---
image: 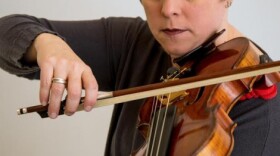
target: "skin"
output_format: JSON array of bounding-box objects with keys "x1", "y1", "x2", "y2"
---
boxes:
[
  {"x1": 141, "y1": 0, "x2": 235, "y2": 58},
  {"x1": 24, "y1": 0, "x2": 242, "y2": 119},
  {"x1": 25, "y1": 33, "x2": 98, "y2": 118}
]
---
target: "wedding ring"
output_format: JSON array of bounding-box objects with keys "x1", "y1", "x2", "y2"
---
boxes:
[{"x1": 52, "y1": 77, "x2": 67, "y2": 84}]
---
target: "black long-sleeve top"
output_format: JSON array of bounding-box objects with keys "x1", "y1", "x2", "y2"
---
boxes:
[{"x1": 1, "y1": 14, "x2": 280, "y2": 156}]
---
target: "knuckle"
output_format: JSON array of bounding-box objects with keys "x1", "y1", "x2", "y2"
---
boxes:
[
  {"x1": 71, "y1": 61, "x2": 84, "y2": 71},
  {"x1": 50, "y1": 57, "x2": 70, "y2": 68},
  {"x1": 67, "y1": 91, "x2": 81, "y2": 100},
  {"x1": 40, "y1": 56, "x2": 52, "y2": 64},
  {"x1": 40, "y1": 78, "x2": 51, "y2": 88},
  {"x1": 84, "y1": 65, "x2": 92, "y2": 72},
  {"x1": 51, "y1": 85, "x2": 64, "y2": 95},
  {"x1": 41, "y1": 56, "x2": 57, "y2": 67},
  {"x1": 57, "y1": 57, "x2": 68, "y2": 65},
  {"x1": 87, "y1": 82, "x2": 98, "y2": 90}
]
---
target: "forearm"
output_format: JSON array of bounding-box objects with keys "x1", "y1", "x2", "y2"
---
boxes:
[
  {"x1": 0, "y1": 14, "x2": 143, "y2": 90},
  {"x1": 0, "y1": 14, "x2": 57, "y2": 77}
]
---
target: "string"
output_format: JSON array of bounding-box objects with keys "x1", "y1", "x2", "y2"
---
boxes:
[
  {"x1": 147, "y1": 69, "x2": 183, "y2": 156},
  {"x1": 147, "y1": 94, "x2": 165, "y2": 155},
  {"x1": 155, "y1": 93, "x2": 172, "y2": 156},
  {"x1": 145, "y1": 96, "x2": 158, "y2": 156}
]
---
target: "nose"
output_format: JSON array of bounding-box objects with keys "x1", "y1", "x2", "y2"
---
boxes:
[{"x1": 161, "y1": 0, "x2": 182, "y2": 18}]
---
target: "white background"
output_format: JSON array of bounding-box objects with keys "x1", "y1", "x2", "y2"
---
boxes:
[{"x1": 1, "y1": 0, "x2": 280, "y2": 156}]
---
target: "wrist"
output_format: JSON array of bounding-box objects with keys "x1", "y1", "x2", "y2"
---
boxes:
[{"x1": 23, "y1": 33, "x2": 60, "y2": 65}]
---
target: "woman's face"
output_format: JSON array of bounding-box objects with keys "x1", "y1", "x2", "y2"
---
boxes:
[{"x1": 141, "y1": 0, "x2": 228, "y2": 58}]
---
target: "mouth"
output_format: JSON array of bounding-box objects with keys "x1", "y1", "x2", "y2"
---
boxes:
[{"x1": 161, "y1": 28, "x2": 187, "y2": 36}]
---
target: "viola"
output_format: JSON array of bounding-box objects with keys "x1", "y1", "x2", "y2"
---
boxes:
[
  {"x1": 130, "y1": 37, "x2": 280, "y2": 155},
  {"x1": 17, "y1": 35, "x2": 280, "y2": 155}
]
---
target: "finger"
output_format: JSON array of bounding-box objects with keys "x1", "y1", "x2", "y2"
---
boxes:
[
  {"x1": 39, "y1": 62, "x2": 53, "y2": 106},
  {"x1": 48, "y1": 80, "x2": 66, "y2": 118},
  {"x1": 48, "y1": 69, "x2": 67, "y2": 119},
  {"x1": 82, "y1": 67, "x2": 98, "y2": 112},
  {"x1": 64, "y1": 71, "x2": 82, "y2": 116}
]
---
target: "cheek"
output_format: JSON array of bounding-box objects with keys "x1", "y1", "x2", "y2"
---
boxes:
[
  {"x1": 142, "y1": 4, "x2": 162, "y2": 36},
  {"x1": 193, "y1": 5, "x2": 227, "y2": 33},
  {"x1": 209, "y1": 3, "x2": 227, "y2": 28}
]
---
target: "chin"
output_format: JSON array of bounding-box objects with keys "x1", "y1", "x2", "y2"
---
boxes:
[{"x1": 162, "y1": 45, "x2": 191, "y2": 59}]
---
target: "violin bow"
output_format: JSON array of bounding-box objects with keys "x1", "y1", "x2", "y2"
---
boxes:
[{"x1": 17, "y1": 60, "x2": 280, "y2": 118}]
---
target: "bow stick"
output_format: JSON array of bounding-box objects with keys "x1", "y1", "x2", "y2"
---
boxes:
[{"x1": 17, "y1": 60, "x2": 280, "y2": 118}]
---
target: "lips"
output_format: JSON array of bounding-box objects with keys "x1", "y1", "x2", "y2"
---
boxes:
[{"x1": 162, "y1": 29, "x2": 186, "y2": 36}]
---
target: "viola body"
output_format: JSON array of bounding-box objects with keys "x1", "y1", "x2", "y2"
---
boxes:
[{"x1": 133, "y1": 37, "x2": 268, "y2": 156}]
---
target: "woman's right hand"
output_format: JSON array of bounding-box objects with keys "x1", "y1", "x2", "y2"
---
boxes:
[{"x1": 24, "y1": 33, "x2": 98, "y2": 119}]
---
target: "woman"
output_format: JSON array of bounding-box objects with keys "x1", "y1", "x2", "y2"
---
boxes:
[{"x1": 1, "y1": 0, "x2": 280, "y2": 155}]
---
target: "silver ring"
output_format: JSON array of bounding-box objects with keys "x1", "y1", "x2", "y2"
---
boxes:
[{"x1": 52, "y1": 78, "x2": 67, "y2": 84}]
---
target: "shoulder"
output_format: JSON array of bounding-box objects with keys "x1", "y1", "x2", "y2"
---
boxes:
[{"x1": 230, "y1": 83, "x2": 280, "y2": 120}]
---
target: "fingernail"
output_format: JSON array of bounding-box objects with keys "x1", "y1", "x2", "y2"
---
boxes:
[
  {"x1": 41, "y1": 102, "x2": 47, "y2": 106},
  {"x1": 64, "y1": 111, "x2": 74, "y2": 116},
  {"x1": 85, "y1": 106, "x2": 92, "y2": 112},
  {"x1": 49, "y1": 113, "x2": 57, "y2": 119}
]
